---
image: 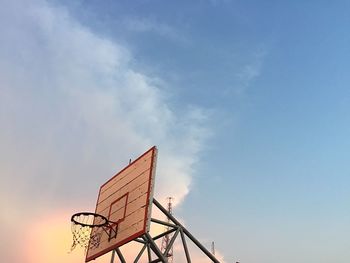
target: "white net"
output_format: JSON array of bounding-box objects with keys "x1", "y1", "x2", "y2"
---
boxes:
[{"x1": 70, "y1": 213, "x2": 106, "y2": 252}]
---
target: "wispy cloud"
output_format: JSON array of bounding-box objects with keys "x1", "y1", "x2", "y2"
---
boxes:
[
  {"x1": 122, "y1": 16, "x2": 190, "y2": 45},
  {"x1": 236, "y1": 47, "x2": 267, "y2": 93},
  {"x1": 0, "y1": 0, "x2": 209, "y2": 261}
]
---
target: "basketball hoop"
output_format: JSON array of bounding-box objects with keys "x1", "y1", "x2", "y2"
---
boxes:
[{"x1": 70, "y1": 212, "x2": 118, "y2": 252}]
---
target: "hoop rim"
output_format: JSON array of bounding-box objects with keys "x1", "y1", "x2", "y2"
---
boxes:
[{"x1": 71, "y1": 212, "x2": 109, "y2": 227}]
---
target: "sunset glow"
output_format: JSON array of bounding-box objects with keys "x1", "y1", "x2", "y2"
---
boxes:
[{"x1": 3, "y1": 0, "x2": 350, "y2": 262}]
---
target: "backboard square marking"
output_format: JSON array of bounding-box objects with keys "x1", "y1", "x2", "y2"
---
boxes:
[{"x1": 108, "y1": 193, "x2": 128, "y2": 224}]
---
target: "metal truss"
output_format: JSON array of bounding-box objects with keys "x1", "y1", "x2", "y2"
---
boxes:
[{"x1": 110, "y1": 198, "x2": 220, "y2": 263}]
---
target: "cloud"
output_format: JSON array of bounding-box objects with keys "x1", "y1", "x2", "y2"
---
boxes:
[
  {"x1": 0, "y1": 0, "x2": 209, "y2": 261},
  {"x1": 122, "y1": 16, "x2": 189, "y2": 45},
  {"x1": 235, "y1": 47, "x2": 267, "y2": 93}
]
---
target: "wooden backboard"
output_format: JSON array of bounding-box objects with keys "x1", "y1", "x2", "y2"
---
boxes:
[{"x1": 86, "y1": 146, "x2": 157, "y2": 262}]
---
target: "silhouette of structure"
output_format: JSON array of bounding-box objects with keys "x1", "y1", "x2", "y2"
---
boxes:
[
  {"x1": 211, "y1": 241, "x2": 215, "y2": 255},
  {"x1": 160, "y1": 197, "x2": 174, "y2": 262}
]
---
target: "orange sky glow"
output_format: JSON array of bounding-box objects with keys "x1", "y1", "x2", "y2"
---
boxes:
[{"x1": 21, "y1": 209, "x2": 225, "y2": 263}]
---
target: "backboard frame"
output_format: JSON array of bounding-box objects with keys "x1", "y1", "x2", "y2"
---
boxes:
[{"x1": 85, "y1": 146, "x2": 157, "y2": 262}]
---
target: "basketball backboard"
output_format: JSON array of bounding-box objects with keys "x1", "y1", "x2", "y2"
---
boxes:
[{"x1": 85, "y1": 146, "x2": 157, "y2": 262}]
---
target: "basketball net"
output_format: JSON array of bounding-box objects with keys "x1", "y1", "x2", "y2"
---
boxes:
[{"x1": 70, "y1": 213, "x2": 103, "y2": 252}]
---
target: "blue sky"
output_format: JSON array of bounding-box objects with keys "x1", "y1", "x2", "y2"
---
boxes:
[{"x1": 1, "y1": 0, "x2": 350, "y2": 262}]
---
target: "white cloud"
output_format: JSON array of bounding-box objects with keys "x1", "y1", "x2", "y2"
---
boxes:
[
  {"x1": 236, "y1": 47, "x2": 267, "y2": 93},
  {"x1": 0, "y1": 0, "x2": 209, "y2": 261},
  {"x1": 122, "y1": 16, "x2": 189, "y2": 45}
]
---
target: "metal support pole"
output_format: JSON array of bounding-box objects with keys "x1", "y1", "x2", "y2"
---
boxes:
[
  {"x1": 134, "y1": 238, "x2": 146, "y2": 244},
  {"x1": 153, "y1": 198, "x2": 220, "y2": 263},
  {"x1": 153, "y1": 227, "x2": 177, "y2": 241},
  {"x1": 110, "y1": 249, "x2": 116, "y2": 263},
  {"x1": 163, "y1": 228, "x2": 180, "y2": 257},
  {"x1": 151, "y1": 218, "x2": 177, "y2": 228},
  {"x1": 147, "y1": 243, "x2": 152, "y2": 262},
  {"x1": 180, "y1": 228, "x2": 191, "y2": 263},
  {"x1": 115, "y1": 247, "x2": 127, "y2": 263},
  {"x1": 143, "y1": 233, "x2": 168, "y2": 263},
  {"x1": 134, "y1": 244, "x2": 147, "y2": 263}
]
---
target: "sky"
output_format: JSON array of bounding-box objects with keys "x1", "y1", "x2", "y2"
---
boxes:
[{"x1": 1, "y1": 0, "x2": 349, "y2": 262}]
